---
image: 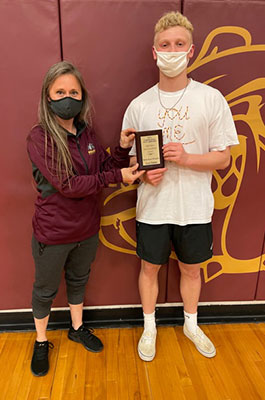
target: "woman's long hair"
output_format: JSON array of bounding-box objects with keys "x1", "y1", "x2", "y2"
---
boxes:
[{"x1": 38, "y1": 61, "x2": 92, "y2": 184}]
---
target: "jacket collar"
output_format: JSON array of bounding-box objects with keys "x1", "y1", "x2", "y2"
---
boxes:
[{"x1": 66, "y1": 120, "x2": 87, "y2": 138}]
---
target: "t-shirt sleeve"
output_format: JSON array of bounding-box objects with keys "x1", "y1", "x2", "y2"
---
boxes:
[
  {"x1": 122, "y1": 102, "x2": 139, "y2": 156},
  {"x1": 209, "y1": 92, "x2": 239, "y2": 152}
]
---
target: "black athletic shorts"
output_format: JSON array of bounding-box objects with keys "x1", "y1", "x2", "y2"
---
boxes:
[{"x1": 136, "y1": 222, "x2": 213, "y2": 265}]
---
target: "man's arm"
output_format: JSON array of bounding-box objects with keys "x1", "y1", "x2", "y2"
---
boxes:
[{"x1": 163, "y1": 142, "x2": 230, "y2": 171}]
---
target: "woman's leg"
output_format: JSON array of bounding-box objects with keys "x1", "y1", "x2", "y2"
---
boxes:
[
  {"x1": 31, "y1": 236, "x2": 73, "y2": 376},
  {"x1": 34, "y1": 315, "x2": 49, "y2": 341},
  {"x1": 65, "y1": 234, "x2": 103, "y2": 352},
  {"x1": 69, "y1": 302, "x2": 83, "y2": 330}
]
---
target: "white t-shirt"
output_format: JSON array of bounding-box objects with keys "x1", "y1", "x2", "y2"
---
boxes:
[{"x1": 122, "y1": 79, "x2": 239, "y2": 225}]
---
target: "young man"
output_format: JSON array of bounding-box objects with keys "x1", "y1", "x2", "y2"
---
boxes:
[{"x1": 122, "y1": 11, "x2": 239, "y2": 361}]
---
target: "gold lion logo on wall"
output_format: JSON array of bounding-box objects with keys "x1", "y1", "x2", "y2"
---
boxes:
[{"x1": 100, "y1": 26, "x2": 265, "y2": 283}]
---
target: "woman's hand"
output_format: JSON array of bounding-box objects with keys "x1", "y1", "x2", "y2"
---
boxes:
[
  {"x1": 120, "y1": 128, "x2": 136, "y2": 149},
  {"x1": 121, "y1": 163, "x2": 145, "y2": 184}
]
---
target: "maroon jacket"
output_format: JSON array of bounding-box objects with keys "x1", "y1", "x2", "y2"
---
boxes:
[{"x1": 27, "y1": 123, "x2": 130, "y2": 244}]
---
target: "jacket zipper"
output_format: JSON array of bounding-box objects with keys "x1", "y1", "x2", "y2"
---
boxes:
[{"x1": 76, "y1": 138, "x2": 89, "y2": 175}]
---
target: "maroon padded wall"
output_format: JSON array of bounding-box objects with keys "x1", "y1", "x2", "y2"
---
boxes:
[
  {"x1": 59, "y1": 0, "x2": 179, "y2": 306},
  {"x1": 167, "y1": 0, "x2": 265, "y2": 302},
  {"x1": 0, "y1": 0, "x2": 61, "y2": 310},
  {"x1": 0, "y1": 0, "x2": 264, "y2": 311},
  {"x1": 256, "y1": 239, "x2": 265, "y2": 299}
]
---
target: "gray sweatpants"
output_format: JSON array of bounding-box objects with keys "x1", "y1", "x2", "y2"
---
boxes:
[{"x1": 31, "y1": 234, "x2": 99, "y2": 319}]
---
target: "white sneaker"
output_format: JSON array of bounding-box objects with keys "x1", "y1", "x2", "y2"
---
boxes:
[
  {"x1": 183, "y1": 324, "x2": 216, "y2": 358},
  {"x1": 138, "y1": 330, "x2": 157, "y2": 361}
]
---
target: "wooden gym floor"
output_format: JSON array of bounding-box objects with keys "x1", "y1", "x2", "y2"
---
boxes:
[{"x1": 0, "y1": 323, "x2": 265, "y2": 400}]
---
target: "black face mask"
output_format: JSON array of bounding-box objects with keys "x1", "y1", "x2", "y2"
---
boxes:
[{"x1": 49, "y1": 97, "x2": 83, "y2": 120}]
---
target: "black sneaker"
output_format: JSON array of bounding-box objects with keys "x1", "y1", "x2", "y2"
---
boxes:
[
  {"x1": 68, "y1": 325, "x2": 103, "y2": 352},
  {"x1": 30, "y1": 340, "x2": 54, "y2": 377}
]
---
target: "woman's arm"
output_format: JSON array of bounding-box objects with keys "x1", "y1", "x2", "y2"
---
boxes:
[{"x1": 27, "y1": 131, "x2": 142, "y2": 199}]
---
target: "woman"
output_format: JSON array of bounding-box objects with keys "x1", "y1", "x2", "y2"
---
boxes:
[{"x1": 27, "y1": 61, "x2": 143, "y2": 377}]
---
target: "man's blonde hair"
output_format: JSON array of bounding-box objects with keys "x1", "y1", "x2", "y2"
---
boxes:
[{"x1": 154, "y1": 11, "x2": 193, "y2": 41}]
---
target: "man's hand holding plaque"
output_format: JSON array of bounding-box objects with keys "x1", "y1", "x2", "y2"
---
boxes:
[{"x1": 135, "y1": 129, "x2": 164, "y2": 170}]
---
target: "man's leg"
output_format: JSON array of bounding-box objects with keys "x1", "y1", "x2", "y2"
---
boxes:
[
  {"x1": 138, "y1": 260, "x2": 161, "y2": 361},
  {"x1": 139, "y1": 260, "x2": 161, "y2": 314},
  {"x1": 179, "y1": 261, "x2": 201, "y2": 334},
  {"x1": 179, "y1": 261, "x2": 216, "y2": 358},
  {"x1": 173, "y1": 223, "x2": 216, "y2": 357},
  {"x1": 136, "y1": 222, "x2": 171, "y2": 361}
]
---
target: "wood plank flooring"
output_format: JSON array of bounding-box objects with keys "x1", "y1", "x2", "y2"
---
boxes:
[{"x1": 0, "y1": 323, "x2": 265, "y2": 400}]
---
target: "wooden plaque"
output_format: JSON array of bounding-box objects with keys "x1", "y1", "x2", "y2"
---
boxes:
[{"x1": 135, "y1": 129, "x2": 164, "y2": 170}]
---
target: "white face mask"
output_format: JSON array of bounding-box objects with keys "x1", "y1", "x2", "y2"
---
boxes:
[{"x1": 155, "y1": 45, "x2": 192, "y2": 78}]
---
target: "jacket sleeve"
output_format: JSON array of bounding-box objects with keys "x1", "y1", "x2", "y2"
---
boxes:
[
  {"x1": 98, "y1": 143, "x2": 131, "y2": 172},
  {"x1": 27, "y1": 130, "x2": 124, "y2": 199}
]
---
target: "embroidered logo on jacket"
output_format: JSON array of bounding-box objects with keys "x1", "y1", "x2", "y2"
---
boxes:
[{"x1": 87, "y1": 143, "x2": 96, "y2": 155}]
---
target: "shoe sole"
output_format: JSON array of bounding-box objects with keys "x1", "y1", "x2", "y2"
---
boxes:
[
  {"x1": 138, "y1": 344, "x2": 155, "y2": 362},
  {"x1": 68, "y1": 334, "x2": 103, "y2": 353},
  {"x1": 30, "y1": 366, "x2": 48, "y2": 377},
  {"x1": 183, "y1": 330, "x2": 216, "y2": 358}
]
